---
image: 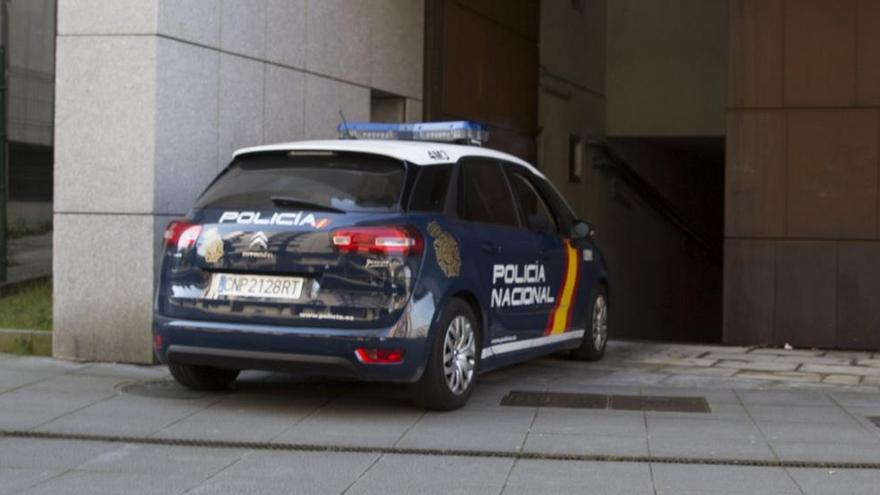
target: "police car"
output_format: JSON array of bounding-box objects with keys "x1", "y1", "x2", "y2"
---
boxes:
[{"x1": 153, "y1": 121, "x2": 609, "y2": 410}]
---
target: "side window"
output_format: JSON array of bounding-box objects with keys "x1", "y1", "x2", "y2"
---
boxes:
[
  {"x1": 408, "y1": 164, "x2": 453, "y2": 212},
  {"x1": 508, "y1": 170, "x2": 557, "y2": 234},
  {"x1": 537, "y1": 179, "x2": 577, "y2": 236},
  {"x1": 458, "y1": 158, "x2": 519, "y2": 227}
]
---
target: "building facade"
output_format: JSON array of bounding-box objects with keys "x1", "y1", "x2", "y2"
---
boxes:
[{"x1": 50, "y1": 0, "x2": 880, "y2": 363}]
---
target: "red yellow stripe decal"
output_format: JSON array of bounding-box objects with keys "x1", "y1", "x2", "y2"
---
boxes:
[{"x1": 544, "y1": 240, "x2": 581, "y2": 335}]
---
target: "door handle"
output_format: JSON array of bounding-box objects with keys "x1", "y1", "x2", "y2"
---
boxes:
[{"x1": 481, "y1": 242, "x2": 501, "y2": 254}]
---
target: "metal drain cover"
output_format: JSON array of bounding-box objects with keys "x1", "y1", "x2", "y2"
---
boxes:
[
  {"x1": 501, "y1": 390, "x2": 710, "y2": 413},
  {"x1": 117, "y1": 380, "x2": 217, "y2": 400}
]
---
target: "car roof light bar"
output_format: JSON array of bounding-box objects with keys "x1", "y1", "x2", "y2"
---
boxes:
[{"x1": 335, "y1": 121, "x2": 489, "y2": 146}]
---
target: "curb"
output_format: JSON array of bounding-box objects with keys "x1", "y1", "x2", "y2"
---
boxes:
[{"x1": 0, "y1": 328, "x2": 52, "y2": 356}]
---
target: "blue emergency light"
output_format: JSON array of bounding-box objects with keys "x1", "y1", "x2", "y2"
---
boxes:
[{"x1": 337, "y1": 121, "x2": 489, "y2": 146}]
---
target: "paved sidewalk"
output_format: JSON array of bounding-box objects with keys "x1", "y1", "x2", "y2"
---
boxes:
[
  {"x1": 615, "y1": 342, "x2": 880, "y2": 387},
  {"x1": 2, "y1": 342, "x2": 880, "y2": 494}
]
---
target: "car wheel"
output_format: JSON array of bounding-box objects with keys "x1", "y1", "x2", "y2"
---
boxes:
[
  {"x1": 571, "y1": 286, "x2": 608, "y2": 362},
  {"x1": 411, "y1": 298, "x2": 480, "y2": 411},
  {"x1": 168, "y1": 362, "x2": 240, "y2": 391}
]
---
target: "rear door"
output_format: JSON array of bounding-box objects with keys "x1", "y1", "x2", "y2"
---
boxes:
[
  {"x1": 450, "y1": 157, "x2": 545, "y2": 347},
  {"x1": 158, "y1": 151, "x2": 420, "y2": 329}
]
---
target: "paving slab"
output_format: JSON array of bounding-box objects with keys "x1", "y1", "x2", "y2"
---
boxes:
[
  {"x1": 0, "y1": 356, "x2": 89, "y2": 374},
  {"x1": 0, "y1": 438, "x2": 115, "y2": 470},
  {"x1": 749, "y1": 348, "x2": 826, "y2": 357},
  {"x1": 653, "y1": 464, "x2": 800, "y2": 495},
  {"x1": 745, "y1": 404, "x2": 861, "y2": 425},
  {"x1": 75, "y1": 443, "x2": 247, "y2": 477},
  {"x1": 0, "y1": 467, "x2": 64, "y2": 495},
  {"x1": 271, "y1": 399, "x2": 424, "y2": 447},
  {"x1": 757, "y1": 420, "x2": 880, "y2": 444},
  {"x1": 823, "y1": 374, "x2": 863, "y2": 385},
  {"x1": 658, "y1": 365, "x2": 739, "y2": 377},
  {"x1": 647, "y1": 436, "x2": 778, "y2": 461},
  {"x1": 802, "y1": 364, "x2": 880, "y2": 377},
  {"x1": 0, "y1": 389, "x2": 111, "y2": 429},
  {"x1": 716, "y1": 359, "x2": 800, "y2": 372},
  {"x1": 37, "y1": 411, "x2": 192, "y2": 437},
  {"x1": 737, "y1": 370, "x2": 822, "y2": 383},
  {"x1": 188, "y1": 451, "x2": 381, "y2": 495},
  {"x1": 501, "y1": 460, "x2": 654, "y2": 495},
  {"x1": 395, "y1": 405, "x2": 536, "y2": 452},
  {"x1": 646, "y1": 416, "x2": 763, "y2": 440},
  {"x1": 156, "y1": 417, "x2": 299, "y2": 443},
  {"x1": 640, "y1": 385, "x2": 743, "y2": 402},
  {"x1": 522, "y1": 432, "x2": 650, "y2": 457},
  {"x1": 347, "y1": 454, "x2": 513, "y2": 495},
  {"x1": 736, "y1": 390, "x2": 836, "y2": 407},
  {"x1": 703, "y1": 353, "x2": 855, "y2": 366},
  {"x1": 530, "y1": 409, "x2": 647, "y2": 436},
  {"x1": 787, "y1": 468, "x2": 880, "y2": 495},
  {"x1": 0, "y1": 369, "x2": 54, "y2": 392},
  {"x1": 772, "y1": 441, "x2": 880, "y2": 463},
  {"x1": 644, "y1": 403, "x2": 751, "y2": 422},
  {"x1": 828, "y1": 391, "x2": 880, "y2": 408},
  {"x1": 20, "y1": 470, "x2": 201, "y2": 495},
  {"x1": 20, "y1": 373, "x2": 126, "y2": 395}
]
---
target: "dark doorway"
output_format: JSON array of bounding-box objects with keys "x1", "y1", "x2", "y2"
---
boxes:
[{"x1": 423, "y1": 0, "x2": 539, "y2": 161}]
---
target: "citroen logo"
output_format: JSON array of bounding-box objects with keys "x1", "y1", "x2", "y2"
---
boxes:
[{"x1": 248, "y1": 231, "x2": 269, "y2": 251}]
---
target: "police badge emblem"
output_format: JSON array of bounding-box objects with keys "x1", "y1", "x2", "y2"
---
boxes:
[
  {"x1": 426, "y1": 221, "x2": 460, "y2": 277},
  {"x1": 200, "y1": 228, "x2": 224, "y2": 264}
]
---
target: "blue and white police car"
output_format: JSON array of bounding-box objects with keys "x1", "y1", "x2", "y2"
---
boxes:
[{"x1": 153, "y1": 122, "x2": 609, "y2": 410}]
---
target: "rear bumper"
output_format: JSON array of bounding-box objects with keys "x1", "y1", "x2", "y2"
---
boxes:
[{"x1": 152, "y1": 315, "x2": 430, "y2": 382}]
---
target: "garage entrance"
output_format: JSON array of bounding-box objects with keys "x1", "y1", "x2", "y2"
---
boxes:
[{"x1": 423, "y1": 0, "x2": 727, "y2": 343}]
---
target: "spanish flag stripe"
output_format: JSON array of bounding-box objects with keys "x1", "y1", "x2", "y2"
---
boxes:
[
  {"x1": 543, "y1": 246, "x2": 569, "y2": 335},
  {"x1": 563, "y1": 251, "x2": 582, "y2": 331},
  {"x1": 544, "y1": 241, "x2": 581, "y2": 335}
]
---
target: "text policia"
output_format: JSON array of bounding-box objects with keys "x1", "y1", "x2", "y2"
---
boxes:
[{"x1": 490, "y1": 263, "x2": 555, "y2": 308}]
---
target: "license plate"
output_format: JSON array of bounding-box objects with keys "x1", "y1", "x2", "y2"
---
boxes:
[{"x1": 208, "y1": 273, "x2": 304, "y2": 301}]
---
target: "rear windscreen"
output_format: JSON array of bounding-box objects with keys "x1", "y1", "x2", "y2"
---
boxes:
[{"x1": 196, "y1": 152, "x2": 406, "y2": 211}]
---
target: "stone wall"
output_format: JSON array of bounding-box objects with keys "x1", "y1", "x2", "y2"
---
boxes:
[
  {"x1": 53, "y1": 0, "x2": 424, "y2": 362},
  {"x1": 725, "y1": 0, "x2": 880, "y2": 350}
]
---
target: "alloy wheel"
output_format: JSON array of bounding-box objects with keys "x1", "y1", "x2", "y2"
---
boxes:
[
  {"x1": 443, "y1": 315, "x2": 476, "y2": 395},
  {"x1": 592, "y1": 295, "x2": 608, "y2": 350}
]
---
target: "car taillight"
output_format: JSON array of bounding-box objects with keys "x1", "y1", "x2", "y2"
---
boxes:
[
  {"x1": 331, "y1": 226, "x2": 422, "y2": 255},
  {"x1": 163, "y1": 220, "x2": 201, "y2": 250},
  {"x1": 355, "y1": 348, "x2": 405, "y2": 364}
]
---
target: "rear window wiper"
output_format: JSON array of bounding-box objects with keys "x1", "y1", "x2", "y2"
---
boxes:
[{"x1": 270, "y1": 196, "x2": 346, "y2": 214}]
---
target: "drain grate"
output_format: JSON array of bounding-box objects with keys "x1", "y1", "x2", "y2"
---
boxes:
[{"x1": 500, "y1": 391, "x2": 710, "y2": 413}]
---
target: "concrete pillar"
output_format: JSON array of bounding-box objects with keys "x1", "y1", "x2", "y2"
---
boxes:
[{"x1": 53, "y1": 0, "x2": 423, "y2": 363}]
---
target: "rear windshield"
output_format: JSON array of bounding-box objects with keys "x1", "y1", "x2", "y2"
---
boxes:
[{"x1": 196, "y1": 152, "x2": 406, "y2": 211}]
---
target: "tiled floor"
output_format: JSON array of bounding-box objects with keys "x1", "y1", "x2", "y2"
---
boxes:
[{"x1": 2, "y1": 343, "x2": 880, "y2": 493}]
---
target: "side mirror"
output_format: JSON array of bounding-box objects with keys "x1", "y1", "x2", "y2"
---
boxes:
[{"x1": 571, "y1": 220, "x2": 594, "y2": 239}]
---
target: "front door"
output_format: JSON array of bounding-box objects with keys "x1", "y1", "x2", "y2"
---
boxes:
[
  {"x1": 505, "y1": 166, "x2": 581, "y2": 343},
  {"x1": 451, "y1": 157, "x2": 543, "y2": 350}
]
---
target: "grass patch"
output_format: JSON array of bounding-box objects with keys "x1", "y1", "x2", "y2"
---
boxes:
[{"x1": 0, "y1": 279, "x2": 52, "y2": 331}]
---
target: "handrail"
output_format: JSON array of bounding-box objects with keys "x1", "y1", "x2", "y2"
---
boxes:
[{"x1": 590, "y1": 139, "x2": 723, "y2": 266}]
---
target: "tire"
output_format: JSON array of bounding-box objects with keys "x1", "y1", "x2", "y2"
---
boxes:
[
  {"x1": 411, "y1": 298, "x2": 481, "y2": 411},
  {"x1": 571, "y1": 286, "x2": 608, "y2": 362},
  {"x1": 168, "y1": 362, "x2": 240, "y2": 391}
]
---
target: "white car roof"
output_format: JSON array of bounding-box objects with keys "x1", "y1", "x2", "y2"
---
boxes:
[{"x1": 233, "y1": 139, "x2": 545, "y2": 178}]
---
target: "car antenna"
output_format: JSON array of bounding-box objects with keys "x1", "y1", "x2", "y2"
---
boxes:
[{"x1": 339, "y1": 110, "x2": 355, "y2": 139}]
